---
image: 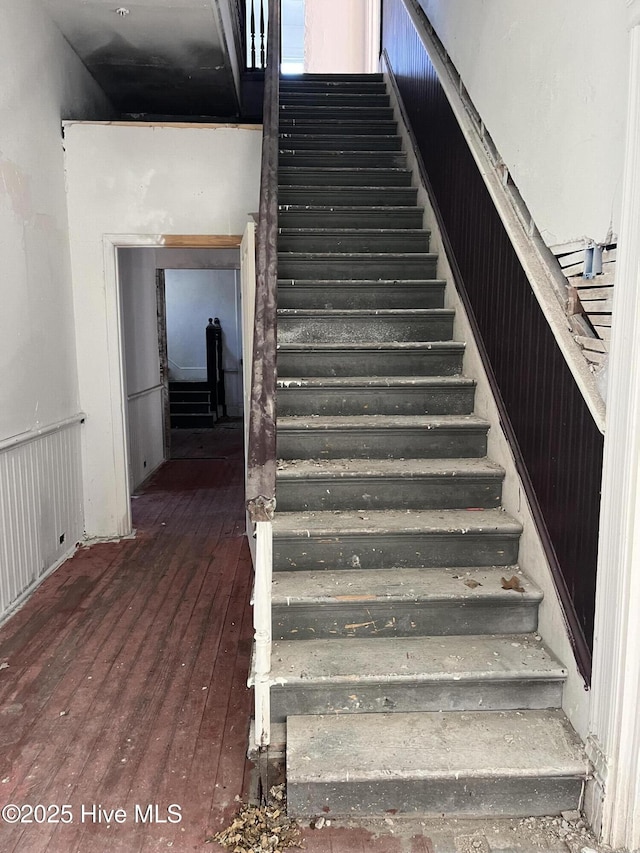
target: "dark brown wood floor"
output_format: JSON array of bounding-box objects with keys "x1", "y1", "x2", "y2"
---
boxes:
[{"x1": 0, "y1": 426, "x2": 433, "y2": 852}]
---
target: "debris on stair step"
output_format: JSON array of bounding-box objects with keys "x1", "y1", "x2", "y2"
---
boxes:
[{"x1": 208, "y1": 785, "x2": 301, "y2": 852}]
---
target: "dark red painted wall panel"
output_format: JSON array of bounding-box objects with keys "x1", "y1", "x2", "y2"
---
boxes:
[{"x1": 382, "y1": 0, "x2": 603, "y2": 667}]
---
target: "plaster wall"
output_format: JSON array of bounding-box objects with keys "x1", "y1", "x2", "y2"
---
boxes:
[
  {"x1": 304, "y1": 0, "x2": 368, "y2": 73},
  {"x1": 0, "y1": 0, "x2": 112, "y2": 443},
  {"x1": 418, "y1": 0, "x2": 628, "y2": 249},
  {"x1": 119, "y1": 248, "x2": 165, "y2": 491},
  {"x1": 63, "y1": 122, "x2": 261, "y2": 537}
]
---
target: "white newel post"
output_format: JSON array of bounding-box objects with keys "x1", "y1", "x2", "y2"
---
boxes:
[{"x1": 587, "y1": 2, "x2": 640, "y2": 848}]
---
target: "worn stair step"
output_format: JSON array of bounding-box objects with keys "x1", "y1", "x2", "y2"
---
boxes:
[
  {"x1": 269, "y1": 634, "x2": 566, "y2": 721},
  {"x1": 277, "y1": 342, "x2": 463, "y2": 377},
  {"x1": 279, "y1": 119, "x2": 398, "y2": 136},
  {"x1": 277, "y1": 252, "x2": 436, "y2": 281},
  {"x1": 277, "y1": 280, "x2": 445, "y2": 310},
  {"x1": 279, "y1": 150, "x2": 407, "y2": 168},
  {"x1": 168, "y1": 390, "x2": 210, "y2": 403},
  {"x1": 276, "y1": 375, "x2": 475, "y2": 417},
  {"x1": 280, "y1": 105, "x2": 395, "y2": 121},
  {"x1": 278, "y1": 229, "x2": 429, "y2": 253},
  {"x1": 275, "y1": 457, "x2": 502, "y2": 511},
  {"x1": 286, "y1": 709, "x2": 588, "y2": 817},
  {"x1": 272, "y1": 566, "x2": 540, "y2": 638},
  {"x1": 282, "y1": 73, "x2": 383, "y2": 83},
  {"x1": 277, "y1": 308, "x2": 452, "y2": 343},
  {"x1": 279, "y1": 167, "x2": 412, "y2": 187},
  {"x1": 170, "y1": 400, "x2": 210, "y2": 414},
  {"x1": 279, "y1": 134, "x2": 402, "y2": 151},
  {"x1": 170, "y1": 413, "x2": 215, "y2": 428},
  {"x1": 279, "y1": 186, "x2": 417, "y2": 206},
  {"x1": 278, "y1": 206, "x2": 423, "y2": 230},
  {"x1": 279, "y1": 80, "x2": 387, "y2": 93},
  {"x1": 279, "y1": 92, "x2": 390, "y2": 107},
  {"x1": 272, "y1": 508, "x2": 522, "y2": 570},
  {"x1": 277, "y1": 413, "x2": 488, "y2": 459}
]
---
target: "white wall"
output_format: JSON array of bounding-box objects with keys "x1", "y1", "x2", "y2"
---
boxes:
[
  {"x1": 418, "y1": 0, "x2": 628, "y2": 249},
  {"x1": 0, "y1": 0, "x2": 113, "y2": 620},
  {"x1": 304, "y1": 0, "x2": 369, "y2": 73},
  {"x1": 165, "y1": 269, "x2": 243, "y2": 416},
  {"x1": 119, "y1": 248, "x2": 165, "y2": 491},
  {"x1": 63, "y1": 123, "x2": 261, "y2": 538}
]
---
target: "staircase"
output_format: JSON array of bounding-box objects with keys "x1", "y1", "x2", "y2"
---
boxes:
[
  {"x1": 272, "y1": 74, "x2": 588, "y2": 818},
  {"x1": 169, "y1": 381, "x2": 216, "y2": 428}
]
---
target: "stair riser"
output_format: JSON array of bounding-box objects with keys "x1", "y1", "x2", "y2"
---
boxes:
[
  {"x1": 170, "y1": 402, "x2": 210, "y2": 414},
  {"x1": 277, "y1": 426, "x2": 487, "y2": 459},
  {"x1": 170, "y1": 414, "x2": 215, "y2": 428},
  {"x1": 277, "y1": 283, "x2": 444, "y2": 310},
  {"x1": 278, "y1": 209, "x2": 424, "y2": 229},
  {"x1": 278, "y1": 233, "x2": 429, "y2": 253},
  {"x1": 280, "y1": 168, "x2": 412, "y2": 187},
  {"x1": 280, "y1": 134, "x2": 401, "y2": 150},
  {"x1": 273, "y1": 599, "x2": 537, "y2": 640},
  {"x1": 277, "y1": 348, "x2": 462, "y2": 376},
  {"x1": 280, "y1": 121, "x2": 397, "y2": 135},
  {"x1": 278, "y1": 255, "x2": 436, "y2": 280},
  {"x1": 275, "y1": 474, "x2": 501, "y2": 512},
  {"x1": 276, "y1": 386, "x2": 475, "y2": 416},
  {"x1": 279, "y1": 187, "x2": 417, "y2": 206},
  {"x1": 277, "y1": 315, "x2": 453, "y2": 344},
  {"x1": 280, "y1": 106, "x2": 395, "y2": 120},
  {"x1": 279, "y1": 83, "x2": 387, "y2": 94},
  {"x1": 270, "y1": 679, "x2": 563, "y2": 722},
  {"x1": 281, "y1": 73, "x2": 383, "y2": 82},
  {"x1": 280, "y1": 94, "x2": 391, "y2": 107},
  {"x1": 169, "y1": 392, "x2": 209, "y2": 403},
  {"x1": 279, "y1": 152, "x2": 407, "y2": 168},
  {"x1": 287, "y1": 776, "x2": 583, "y2": 819},
  {"x1": 273, "y1": 533, "x2": 520, "y2": 571}
]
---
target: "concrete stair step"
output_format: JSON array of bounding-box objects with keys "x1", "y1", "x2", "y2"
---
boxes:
[
  {"x1": 277, "y1": 341, "x2": 463, "y2": 376},
  {"x1": 279, "y1": 150, "x2": 407, "y2": 167},
  {"x1": 279, "y1": 81, "x2": 387, "y2": 93},
  {"x1": 275, "y1": 375, "x2": 476, "y2": 417},
  {"x1": 279, "y1": 134, "x2": 402, "y2": 150},
  {"x1": 278, "y1": 252, "x2": 437, "y2": 280},
  {"x1": 286, "y1": 709, "x2": 588, "y2": 817},
  {"x1": 280, "y1": 105, "x2": 395, "y2": 120},
  {"x1": 269, "y1": 634, "x2": 566, "y2": 721},
  {"x1": 277, "y1": 229, "x2": 429, "y2": 253},
  {"x1": 279, "y1": 185, "x2": 417, "y2": 206},
  {"x1": 170, "y1": 400, "x2": 210, "y2": 414},
  {"x1": 279, "y1": 119, "x2": 398, "y2": 135},
  {"x1": 278, "y1": 205, "x2": 424, "y2": 229},
  {"x1": 272, "y1": 566, "x2": 539, "y2": 639},
  {"x1": 277, "y1": 279, "x2": 445, "y2": 310},
  {"x1": 277, "y1": 307, "x2": 452, "y2": 343},
  {"x1": 275, "y1": 456, "x2": 502, "y2": 511},
  {"x1": 168, "y1": 390, "x2": 209, "y2": 403},
  {"x1": 279, "y1": 166, "x2": 412, "y2": 187},
  {"x1": 281, "y1": 73, "x2": 384, "y2": 83},
  {"x1": 279, "y1": 92, "x2": 391, "y2": 107},
  {"x1": 277, "y1": 413, "x2": 488, "y2": 459},
  {"x1": 272, "y1": 508, "x2": 522, "y2": 570}
]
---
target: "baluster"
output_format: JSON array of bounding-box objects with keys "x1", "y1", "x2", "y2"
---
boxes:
[
  {"x1": 260, "y1": 0, "x2": 265, "y2": 69},
  {"x1": 249, "y1": 0, "x2": 256, "y2": 69}
]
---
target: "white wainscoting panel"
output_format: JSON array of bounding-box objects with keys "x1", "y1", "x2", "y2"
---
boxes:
[
  {"x1": 0, "y1": 419, "x2": 84, "y2": 620},
  {"x1": 127, "y1": 386, "x2": 165, "y2": 491}
]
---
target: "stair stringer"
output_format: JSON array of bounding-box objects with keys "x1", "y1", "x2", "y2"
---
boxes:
[{"x1": 383, "y1": 64, "x2": 590, "y2": 741}]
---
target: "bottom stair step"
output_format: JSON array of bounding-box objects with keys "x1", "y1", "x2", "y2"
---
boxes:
[
  {"x1": 270, "y1": 634, "x2": 566, "y2": 721},
  {"x1": 286, "y1": 709, "x2": 589, "y2": 818}
]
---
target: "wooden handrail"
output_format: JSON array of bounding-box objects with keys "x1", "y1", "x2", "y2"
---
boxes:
[{"x1": 246, "y1": 0, "x2": 280, "y2": 523}]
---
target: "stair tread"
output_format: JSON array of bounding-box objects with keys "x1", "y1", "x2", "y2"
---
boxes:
[
  {"x1": 277, "y1": 307, "x2": 450, "y2": 315},
  {"x1": 272, "y1": 508, "x2": 523, "y2": 536},
  {"x1": 275, "y1": 457, "x2": 503, "y2": 480},
  {"x1": 271, "y1": 634, "x2": 565, "y2": 684},
  {"x1": 278, "y1": 341, "x2": 462, "y2": 351},
  {"x1": 277, "y1": 280, "x2": 444, "y2": 286},
  {"x1": 287, "y1": 709, "x2": 588, "y2": 782},
  {"x1": 277, "y1": 413, "x2": 486, "y2": 429},
  {"x1": 278, "y1": 229, "x2": 426, "y2": 236},
  {"x1": 271, "y1": 566, "x2": 539, "y2": 604},
  {"x1": 278, "y1": 206, "x2": 422, "y2": 213},
  {"x1": 276, "y1": 376, "x2": 472, "y2": 388}
]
